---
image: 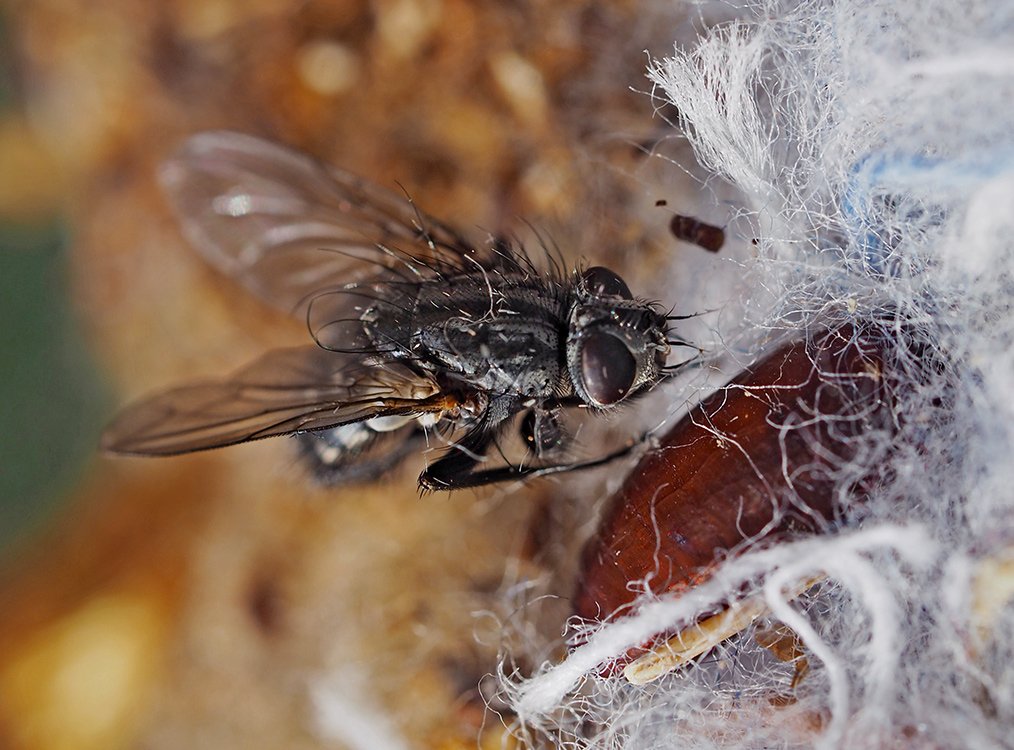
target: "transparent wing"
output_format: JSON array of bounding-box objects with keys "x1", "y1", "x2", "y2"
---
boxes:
[
  {"x1": 102, "y1": 347, "x2": 453, "y2": 456},
  {"x1": 159, "y1": 130, "x2": 487, "y2": 316}
]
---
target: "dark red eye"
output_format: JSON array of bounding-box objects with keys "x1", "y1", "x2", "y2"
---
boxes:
[
  {"x1": 581, "y1": 331, "x2": 636, "y2": 405},
  {"x1": 582, "y1": 266, "x2": 632, "y2": 299}
]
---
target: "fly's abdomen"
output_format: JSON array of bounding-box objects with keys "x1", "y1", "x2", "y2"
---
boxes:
[{"x1": 297, "y1": 422, "x2": 421, "y2": 485}]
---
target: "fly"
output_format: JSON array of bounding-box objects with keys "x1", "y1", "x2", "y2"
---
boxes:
[{"x1": 102, "y1": 131, "x2": 692, "y2": 490}]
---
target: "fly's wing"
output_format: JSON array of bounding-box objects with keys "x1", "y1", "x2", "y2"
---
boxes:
[
  {"x1": 101, "y1": 347, "x2": 454, "y2": 456},
  {"x1": 159, "y1": 131, "x2": 487, "y2": 318}
]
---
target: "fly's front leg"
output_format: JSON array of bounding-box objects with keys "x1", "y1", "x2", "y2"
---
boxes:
[
  {"x1": 417, "y1": 424, "x2": 498, "y2": 491},
  {"x1": 418, "y1": 394, "x2": 515, "y2": 491},
  {"x1": 520, "y1": 407, "x2": 568, "y2": 458},
  {"x1": 419, "y1": 428, "x2": 653, "y2": 491}
]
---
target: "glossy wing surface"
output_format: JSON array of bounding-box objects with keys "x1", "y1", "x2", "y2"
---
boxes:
[
  {"x1": 102, "y1": 347, "x2": 450, "y2": 456},
  {"x1": 159, "y1": 131, "x2": 486, "y2": 315}
]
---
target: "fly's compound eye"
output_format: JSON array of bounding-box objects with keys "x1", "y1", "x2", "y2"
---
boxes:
[
  {"x1": 580, "y1": 330, "x2": 636, "y2": 405},
  {"x1": 582, "y1": 266, "x2": 632, "y2": 299}
]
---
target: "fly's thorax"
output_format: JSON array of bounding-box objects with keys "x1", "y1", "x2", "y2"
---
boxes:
[
  {"x1": 366, "y1": 273, "x2": 568, "y2": 398},
  {"x1": 566, "y1": 268, "x2": 670, "y2": 408}
]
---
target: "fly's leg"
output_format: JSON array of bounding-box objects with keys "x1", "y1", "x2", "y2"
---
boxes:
[
  {"x1": 418, "y1": 430, "x2": 651, "y2": 491},
  {"x1": 417, "y1": 423, "x2": 499, "y2": 491},
  {"x1": 519, "y1": 407, "x2": 567, "y2": 458}
]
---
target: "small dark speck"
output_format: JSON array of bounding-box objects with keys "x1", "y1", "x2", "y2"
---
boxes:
[
  {"x1": 248, "y1": 574, "x2": 284, "y2": 635},
  {"x1": 669, "y1": 531, "x2": 690, "y2": 547},
  {"x1": 655, "y1": 199, "x2": 668, "y2": 207}
]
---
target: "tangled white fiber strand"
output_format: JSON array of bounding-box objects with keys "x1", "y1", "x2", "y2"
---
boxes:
[{"x1": 499, "y1": 0, "x2": 1014, "y2": 747}]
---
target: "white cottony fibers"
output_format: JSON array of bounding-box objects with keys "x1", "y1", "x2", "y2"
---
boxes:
[
  {"x1": 516, "y1": 525, "x2": 934, "y2": 719},
  {"x1": 502, "y1": 0, "x2": 1014, "y2": 747}
]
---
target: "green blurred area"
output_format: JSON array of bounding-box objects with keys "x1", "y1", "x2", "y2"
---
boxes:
[
  {"x1": 0, "y1": 222, "x2": 110, "y2": 554},
  {"x1": 0, "y1": 7, "x2": 110, "y2": 555}
]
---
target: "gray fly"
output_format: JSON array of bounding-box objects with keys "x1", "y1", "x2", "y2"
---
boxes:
[{"x1": 102, "y1": 132, "x2": 690, "y2": 490}]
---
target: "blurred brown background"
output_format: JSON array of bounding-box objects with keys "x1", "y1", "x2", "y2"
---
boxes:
[{"x1": 0, "y1": 1, "x2": 703, "y2": 747}]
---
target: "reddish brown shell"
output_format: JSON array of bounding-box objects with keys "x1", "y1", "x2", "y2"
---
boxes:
[{"x1": 573, "y1": 326, "x2": 891, "y2": 624}]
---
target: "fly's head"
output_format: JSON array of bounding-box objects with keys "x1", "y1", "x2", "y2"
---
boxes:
[{"x1": 566, "y1": 266, "x2": 671, "y2": 408}]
